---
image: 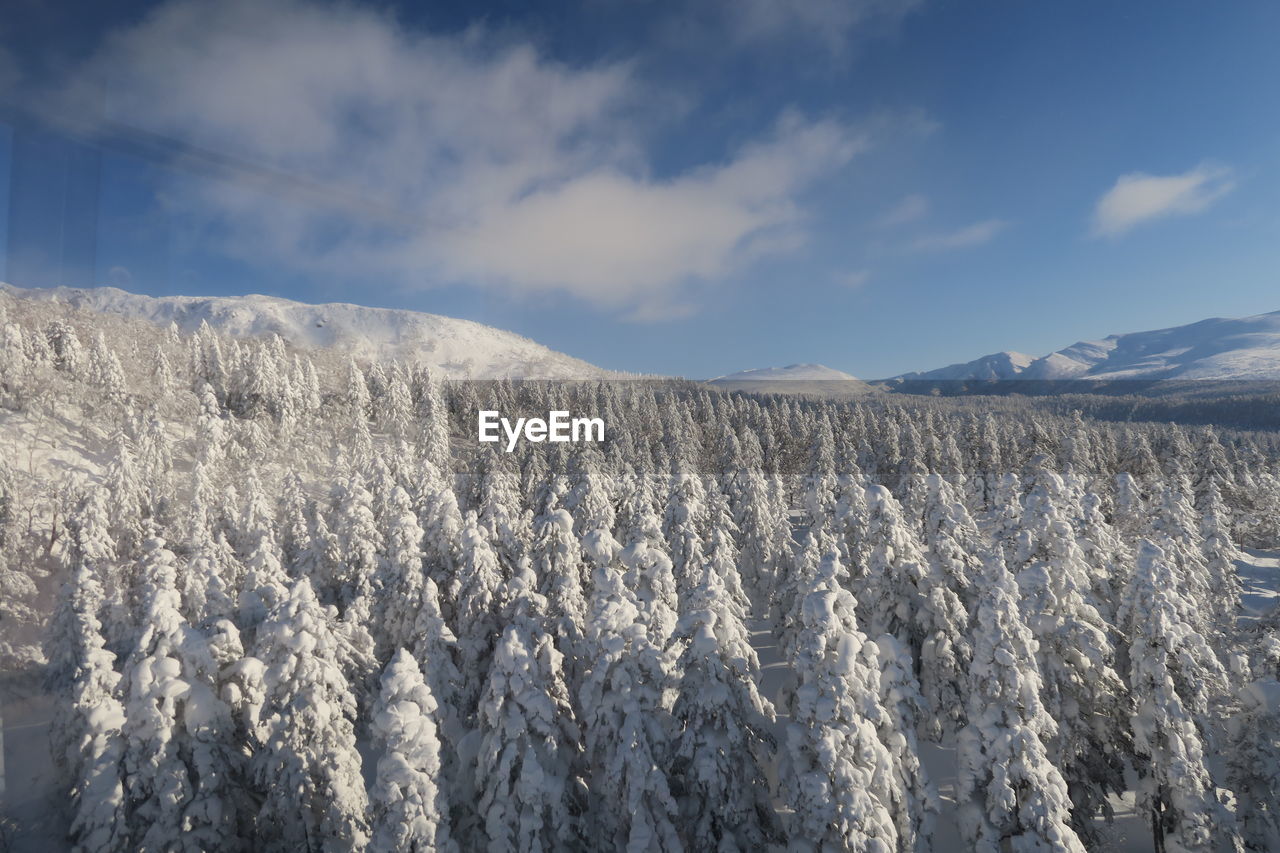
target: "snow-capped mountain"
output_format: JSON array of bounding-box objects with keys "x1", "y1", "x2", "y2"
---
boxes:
[
  {"x1": 893, "y1": 309, "x2": 1280, "y2": 382},
  {"x1": 1, "y1": 284, "x2": 615, "y2": 379},
  {"x1": 708, "y1": 363, "x2": 870, "y2": 395},
  {"x1": 710, "y1": 363, "x2": 860, "y2": 383},
  {"x1": 895, "y1": 351, "x2": 1035, "y2": 382}
]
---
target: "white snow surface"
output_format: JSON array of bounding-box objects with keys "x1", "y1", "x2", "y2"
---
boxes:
[
  {"x1": 895, "y1": 351, "x2": 1035, "y2": 382},
  {"x1": 1239, "y1": 548, "x2": 1280, "y2": 619},
  {"x1": 0, "y1": 283, "x2": 617, "y2": 380},
  {"x1": 895, "y1": 309, "x2": 1280, "y2": 381},
  {"x1": 710, "y1": 364, "x2": 860, "y2": 383}
]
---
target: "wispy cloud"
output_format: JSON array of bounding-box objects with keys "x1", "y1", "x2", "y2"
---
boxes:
[
  {"x1": 911, "y1": 218, "x2": 1008, "y2": 251},
  {"x1": 1091, "y1": 163, "x2": 1234, "y2": 238},
  {"x1": 719, "y1": 0, "x2": 924, "y2": 56},
  {"x1": 28, "y1": 0, "x2": 872, "y2": 320},
  {"x1": 879, "y1": 193, "x2": 929, "y2": 227},
  {"x1": 835, "y1": 269, "x2": 872, "y2": 289}
]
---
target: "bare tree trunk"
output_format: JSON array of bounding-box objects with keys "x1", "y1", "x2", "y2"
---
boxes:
[
  {"x1": 1151, "y1": 793, "x2": 1165, "y2": 853},
  {"x1": 0, "y1": 691, "x2": 6, "y2": 811}
]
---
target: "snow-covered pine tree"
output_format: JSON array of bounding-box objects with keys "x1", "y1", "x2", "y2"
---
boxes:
[
  {"x1": 55, "y1": 560, "x2": 129, "y2": 853},
  {"x1": 451, "y1": 512, "x2": 504, "y2": 716},
  {"x1": 368, "y1": 649, "x2": 456, "y2": 853},
  {"x1": 1145, "y1": 478, "x2": 1217, "y2": 638},
  {"x1": 1120, "y1": 540, "x2": 1239, "y2": 853},
  {"x1": 1191, "y1": 427, "x2": 1236, "y2": 517},
  {"x1": 373, "y1": 485, "x2": 427, "y2": 658},
  {"x1": 616, "y1": 475, "x2": 680, "y2": 647},
  {"x1": 413, "y1": 365, "x2": 452, "y2": 475},
  {"x1": 180, "y1": 490, "x2": 238, "y2": 630},
  {"x1": 1113, "y1": 471, "x2": 1147, "y2": 541},
  {"x1": 664, "y1": 461, "x2": 710, "y2": 603},
  {"x1": 1075, "y1": 490, "x2": 1130, "y2": 624},
  {"x1": 408, "y1": 573, "x2": 466, "y2": 730},
  {"x1": 120, "y1": 537, "x2": 238, "y2": 852},
  {"x1": 965, "y1": 413, "x2": 1003, "y2": 513},
  {"x1": 529, "y1": 504, "x2": 591, "y2": 676},
  {"x1": 920, "y1": 472, "x2": 980, "y2": 609},
  {"x1": 409, "y1": 455, "x2": 464, "y2": 615},
  {"x1": 916, "y1": 473, "x2": 982, "y2": 736},
  {"x1": 0, "y1": 528, "x2": 44, "y2": 671},
  {"x1": 802, "y1": 416, "x2": 838, "y2": 533},
  {"x1": 296, "y1": 499, "x2": 343, "y2": 604},
  {"x1": 326, "y1": 473, "x2": 380, "y2": 689},
  {"x1": 859, "y1": 484, "x2": 968, "y2": 739},
  {"x1": 669, "y1": 550, "x2": 779, "y2": 850},
  {"x1": 105, "y1": 428, "x2": 147, "y2": 561},
  {"x1": 957, "y1": 549, "x2": 1086, "y2": 853},
  {"x1": 344, "y1": 357, "x2": 371, "y2": 421},
  {"x1": 252, "y1": 577, "x2": 370, "y2": 852},
  {"x1": 277, "y1": 472, "x2": 313, "y2": 571},
  {"x1": 875, "y1": 633, "x2": 939, "y2": 851},
  {"x1": 382, "y1": 368, "x2": 414, "y2": 439},
  {"x1": 331, "y1": 472, "x2": 383, "y2": 615},
  {"x1": 780, "y1": 548, "x2": 914, "y2": 853},
  {"x1": 475, "y1": 594, "x2": 584, "y2": 852},
  {"x1": 1226, "y1": 679, "x2": 1280, "y2": 851},
  {"x1": 775, "y1": 527, "x2": 828, "y2": 661},
  {"x1": 45, "y1": 319, "x2": 85, "y2": 376},
  {"x1": 728, "y1": 428, "x2": 792, "y2": 603},
  {"x1": 833, "y1": 463, "x2": 871, "y2": 575},
  {"x1": 475, "y1": 446, "x2": 531, "y2": 573},
  {"x1": 1011, "y1": 466, "x2": 1128, "y2": 840},
  {"x1": 1200, "y1": 479, "x2": 1245, "y2": 634},
  {"x1": 704, "y1": 487, "x2": 751, "y2": 625},
  {"x1": 236, "y1": 510, "x2": 290, "y2": 641},
  {"x1": 87, "y1": 331, "x2": 127, "y2": 405},
  {"x1": 564, "y1": 444, "x2": 616, "y2": 539},
  {"x1": 578, "y1": 560, "x2": 681, "y2": 852},
  {"x1": 987, "y1": 472, "x2": 1023, "y2": 559},
  {"x1": 136, "y1": 408, "x2": 175, "y2": 525}
]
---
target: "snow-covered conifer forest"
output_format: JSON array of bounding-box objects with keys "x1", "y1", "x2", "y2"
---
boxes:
[{"x1": 2, "y1": 293, "x2": 1280, "y2": 853}]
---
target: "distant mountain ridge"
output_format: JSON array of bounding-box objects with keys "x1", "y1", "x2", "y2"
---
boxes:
[
  {"x1": 710, "y1": 363, "x2": 860, "y2": 383},
  {"x1": 707, "y1": 363, "x2": 872, "y2": 396},
  {"x1": 1, "y1": 284, "x2": 617, "y2": 380},
  {"x1": 893, "y1": 309, "x2": 1280, "y2": 382}
]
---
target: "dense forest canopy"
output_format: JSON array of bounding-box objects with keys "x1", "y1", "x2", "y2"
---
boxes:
[{"x1": 1, "y1": 293, "x2": 1279, "y2": 851}]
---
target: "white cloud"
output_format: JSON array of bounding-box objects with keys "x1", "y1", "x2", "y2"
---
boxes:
[
  {"x1": 1091, "y1": 164, "x2": 1234, "y2": 238},
  {"x1": 38, "y1": 0, "x2": 869, "y2": 319},
  {"x1": 106, "y1": 266, "x2": 134, "y2": 288},
  {"x1": 722, "y1": 0, "x2": 923, "y2": 56},
  {"x1": 879, "y1": 193, "x2": 929, "y2": 226},
  {"x1": 0, "y1": 43, "x2": 19, "y2": 95},
  {"x1": 436, "y1": 118, "x2": 864, "y2": 311},
  {"x1": 911, "y1": 219, "x2": 1007, "y2": 251},
  {"x1": 835, "y1": 269, "x2": 871, "y2": 289}
]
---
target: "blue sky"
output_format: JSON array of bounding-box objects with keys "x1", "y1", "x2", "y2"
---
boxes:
[{"x1": 2, "y1": 0, "x2": 1278, "y2": 378}]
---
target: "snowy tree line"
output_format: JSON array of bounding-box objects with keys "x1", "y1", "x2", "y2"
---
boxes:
[{"x1": 2, "y1": 303, "x2": 1280, "y2": 851}]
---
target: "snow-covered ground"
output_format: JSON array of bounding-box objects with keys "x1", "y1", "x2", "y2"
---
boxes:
[
  {"x1": 2, "y1": 283, "x2": 619, "y2": 380},
  {"x1": 0, "y1": 688, "x2": 58, "y2": 851},
  {"x1": 1239, "y1": 548, "x2": 1280, "y2": 619}
]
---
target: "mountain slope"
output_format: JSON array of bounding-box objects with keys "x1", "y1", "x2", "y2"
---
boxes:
[
  {"x1": 1, "y1": 284, "x2": 615, "y2": 379},
  {"x1": 710, "y1": 363, "x2": 860, "y2": 383},
  {"x1": 895, "y1": 351, "x2": 1034, "y2": 382},
  {"x1": 893, "y1": 309, "x2": 1280, "y2": 382},
  {"x1": 708, "y1": 363, "x2": 871, "y2": 396}
]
